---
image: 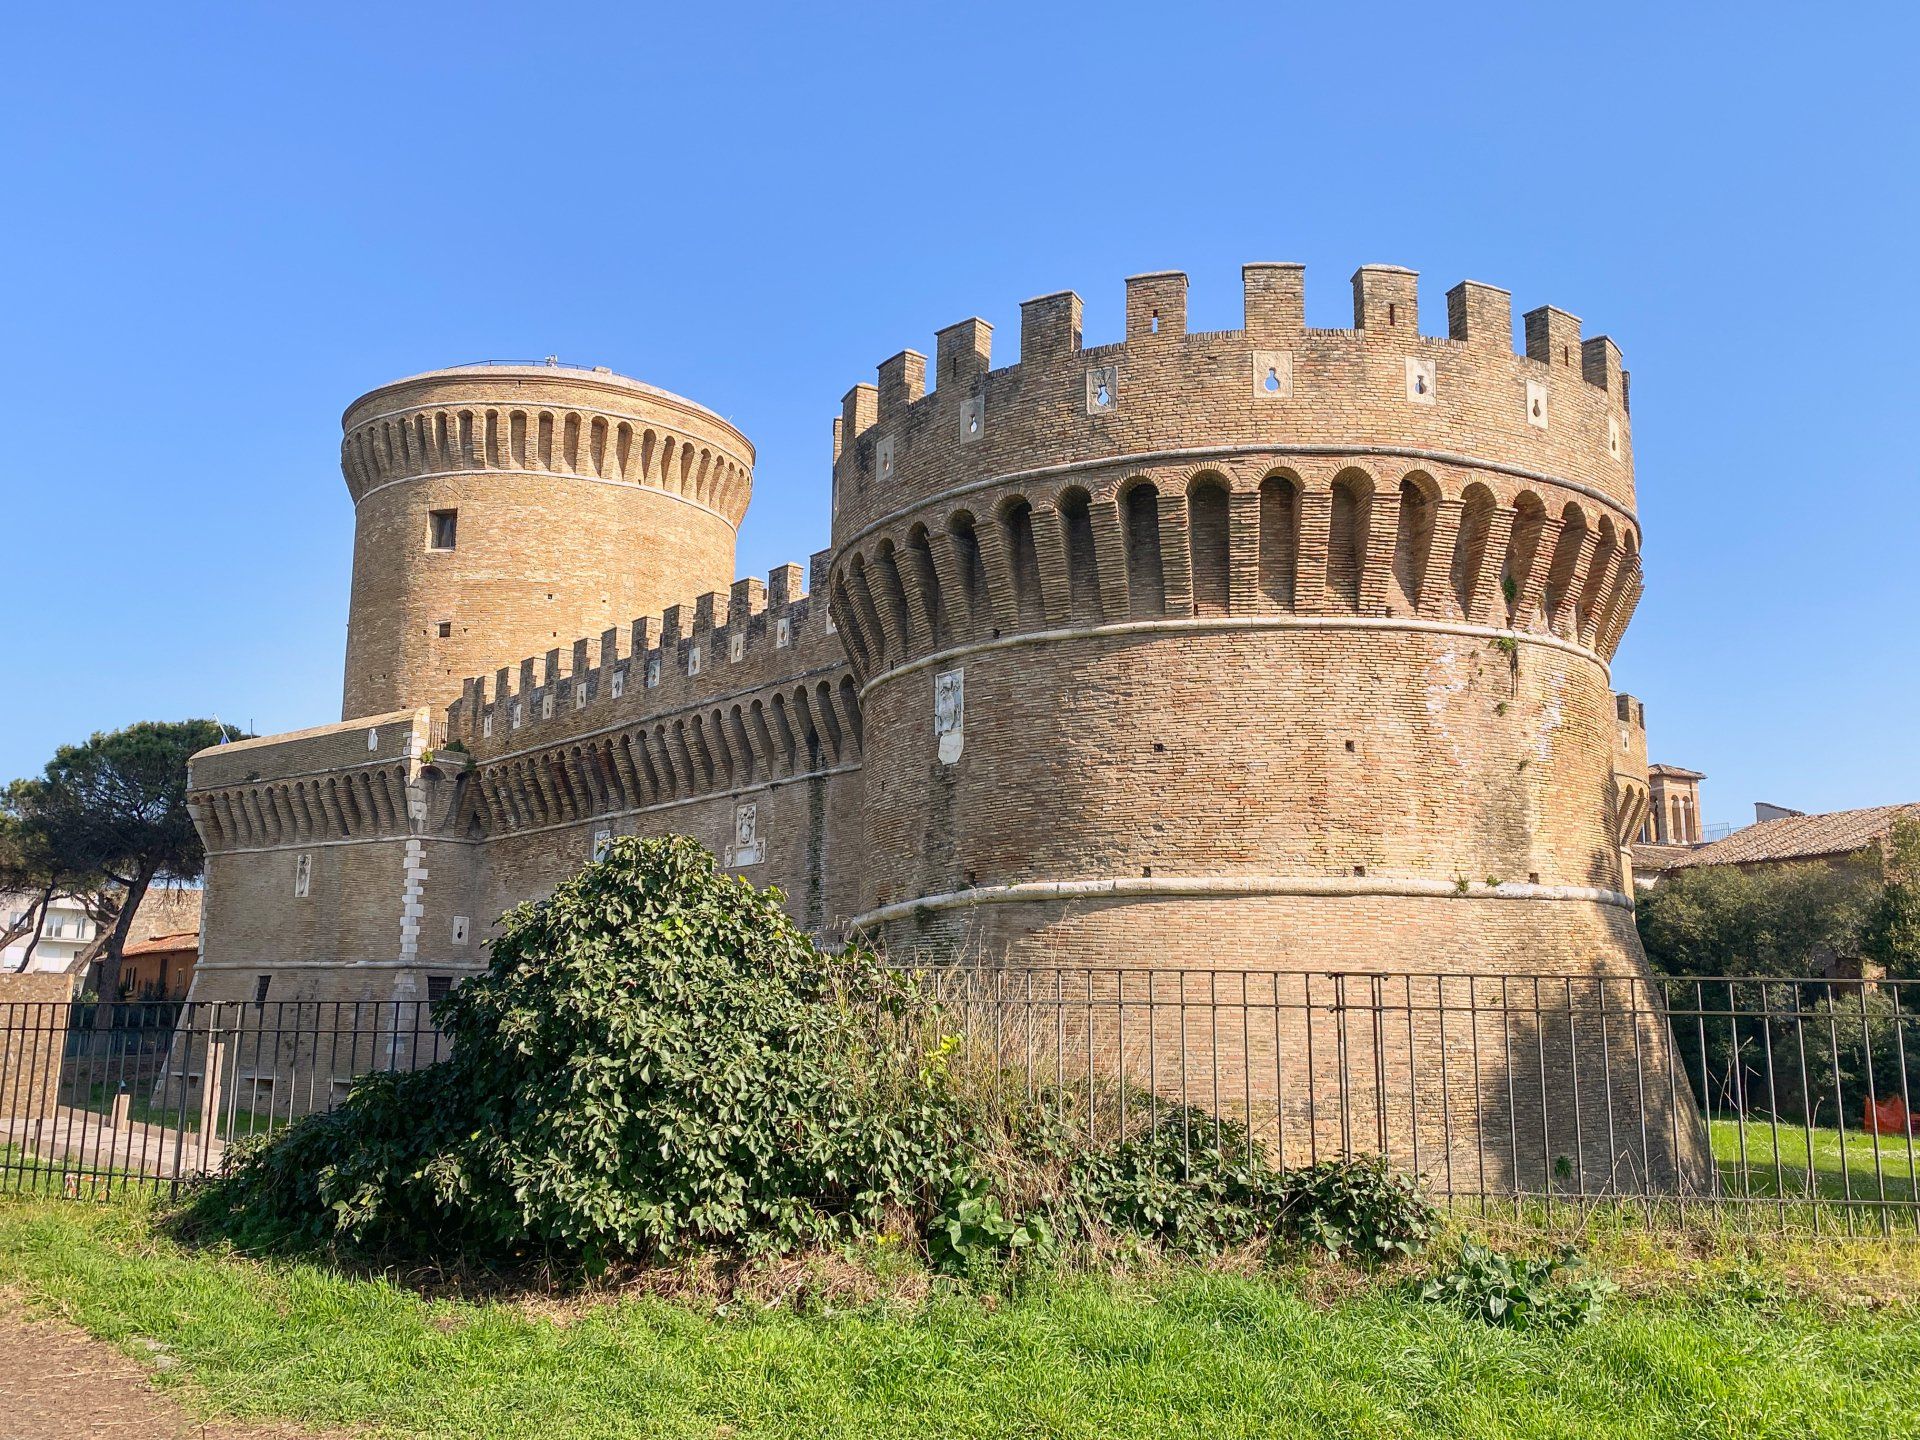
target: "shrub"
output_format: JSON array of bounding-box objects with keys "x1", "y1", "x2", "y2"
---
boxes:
[
  {"x1": 1065, "y1": 1107, "x2": 1281, "y2": 1253},
  {"x1": 927, "y1": 1173, "x2": 1054, "y2": 1278},
  {"x1": 1420, "y1": 1241, "x2": 1616, "y2": 1331},
  {"x1": 1276, "y1": 1156, "x2": 1435, "y2": 1262},
  {"x1": 191, "y1": 836, "x2": 966, "y2": 1263},
  {"x1": 1064, "y1": 1109, "x2": 1432, "y2": 1263}
]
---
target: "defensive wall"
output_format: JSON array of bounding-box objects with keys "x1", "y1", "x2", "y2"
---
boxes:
[
  {"x1": 826, "y1": 265, "x2": 1649, "y2": 989},
  {"x1": 178, "y1": 262, "x2": 1707, "y2": 1188}
]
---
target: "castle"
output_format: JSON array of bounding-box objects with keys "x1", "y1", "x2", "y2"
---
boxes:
[{"x1": 180, "y1": 264, "x2": 1690, "y2": 1169}]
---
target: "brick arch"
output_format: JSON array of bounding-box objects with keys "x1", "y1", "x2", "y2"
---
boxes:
[
  {"x1": 1185, "y1": 471, "x2": 1232, "y2": 616},
  {"x1": 1055, "y1": 485, "x2": 1103, "y2": 623},
  {"x1": 996, "y1": 493, "x2": 1045, "y2": 627},
  {"x1": 1502, "y1": 490, "x2": 1553, "y2": 629},
  {"x1": 1543, "y1": 501, "x2": 1592, "y2": 638},
  {"x1": 789, "y1": 685, "x2": 824, "y2": 770},
  {"x1": 944, "y1": 509, "x2": 988, "y2": 639},
  {"x1": 767, "y1": 692, "x2": 799, "y2": 775},
  {"x1": 1119, "y1": 476, "x2": 1165, "y2": 618},
  {"x1": 1451, "y1": 482, "x2": 1501, "y2": 622},
  {"x1": 845, "y1": 549, "x2": 897, "y2": 668},
  {"x1": 1257, "y1": 470, "x2": 1301, "y2": 612},
  {"x1": 1391, "y1": 469, "x2": 1441, "y2": 615},
  {"x1": 812, "y1": 680, "x2": 844, "y2": 763},
  {"x1": 837, "y1": 674, "x2": 863, "y2": 754},
  {"x1": 871, "y1": 538, "x2": 922, "y2": 655},
  {"x1": 903, "y1": 523, "x2": 948, "y2": 646},
  {"x1": 1325, "y1": 466, "x2": 1375, "y2": 614}
]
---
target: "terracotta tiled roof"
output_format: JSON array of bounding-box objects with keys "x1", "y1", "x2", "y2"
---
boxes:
[
  {"x1": 1666, "y1": 802, "x2": 1920, "y2": 869},
  {"x1": 120, "y1": 930, "x2": 198, "y2": 958},
  {"x1": 1632, "y1": 841, "x2": 1699, "y2": 873}
]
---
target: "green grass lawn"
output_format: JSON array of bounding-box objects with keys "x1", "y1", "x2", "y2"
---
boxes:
[
  {"x1": 1711, "y1": 1117, "x2": 1920, "y2": 1206},
  {"x1": 2, "y1": 1195, "x2": 1917, "y2": 1439}
]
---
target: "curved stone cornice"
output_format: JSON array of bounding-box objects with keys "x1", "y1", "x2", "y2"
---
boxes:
[{"x1": 338, "y1": 364, "x2": 753, "y2": 526}]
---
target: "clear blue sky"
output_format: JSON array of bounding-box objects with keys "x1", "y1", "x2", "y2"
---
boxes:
[{"x1": 3, "y1": 3, "x2": 1915, "y2": 826}]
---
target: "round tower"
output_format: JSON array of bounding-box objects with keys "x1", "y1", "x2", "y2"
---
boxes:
[
  {"x1": 338, "y1": 363, "x2": 751, "y2": 720},
  {"x1": 828, "y1": 264, "x2": 1652, "y2": 980}
]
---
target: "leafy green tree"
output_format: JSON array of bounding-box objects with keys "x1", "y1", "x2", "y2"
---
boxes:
[
  {"x1": 1860, "y1": 818, "x2": 1920, "y2": 979},
  {"x1": 1636, "y1": 860, "x2": 1876, "y2": 979},
  {"x1": 0, "y1": 790, "x2": 61, "y2": 964},
  {"x1": 11, "y1": 720, "x2": 243, "y2": 998},
  {"x1": 1636, "y1": 842, "x2": 1920, "y2": 1125}
]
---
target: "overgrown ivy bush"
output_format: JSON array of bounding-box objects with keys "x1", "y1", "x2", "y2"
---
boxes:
[
  {"x1": 1066, "y1": 1108, "x2": 1282, "y2": 1253},
  {"x1": 1061, "y1": 1106, "x2": 1435, "y2": 1261},
  {"x1": 1277, "y1": 1155, "x2": 1434, "y2": 1262},
  {"x1": 191, "y1": 836, "x2": 966, "y2": 1262},
  {"x1": 1420, "y1": 1241, "x2": 1616, "y2": 1331}
]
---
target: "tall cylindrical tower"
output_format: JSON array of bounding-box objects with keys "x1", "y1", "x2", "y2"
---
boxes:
[
  {"x1": 828, "y1": 264, "x2": 1652, "y2": 977},
  {"x1": 339, "y1": 364, "x2": 751, "y2": 719}
]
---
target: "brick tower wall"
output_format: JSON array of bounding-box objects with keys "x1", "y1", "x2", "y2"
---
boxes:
[
  {"x1": 828, "y1": 263, "x2": 1651, "y2": 978},
  {"x1": 338, "y1": 365, "x2": 750, "y2": 720}
]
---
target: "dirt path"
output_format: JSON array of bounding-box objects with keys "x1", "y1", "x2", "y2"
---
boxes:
[{"x1": 0, "y1": 1308, "x2": 339, "y2": 1439}]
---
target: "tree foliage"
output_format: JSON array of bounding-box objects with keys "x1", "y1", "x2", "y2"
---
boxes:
[
  {"x1": 1860, "y1": 818, "x2": 1920, "y2": 978},
  {"x1": 3, "y1": 719, "x2": 242, "y2": 988},
  {"x1": 1635, "y1": 860, "x2": 1877, "y2": 979},
  {"x1": 1637, "y1": 821, "x2": 1920, "y2": 982},
  {"x1": 1635, "y1": 829, "x2": 1920, "y2": 1124}
]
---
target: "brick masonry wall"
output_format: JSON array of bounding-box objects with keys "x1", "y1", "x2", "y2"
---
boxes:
[
  {"x1": 179, "y1": 261, "x2": 1704, "y2": 1186},
  {"x1": 0, "y1": 974, "x2": 76, "y2": 1121},
  {"x1": 339, "y1": 366, "x2": 750, "y2": 720}
]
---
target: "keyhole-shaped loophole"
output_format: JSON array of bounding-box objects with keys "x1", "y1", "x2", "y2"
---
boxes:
[
  {"x1": 1532, "y1": 399, "x2": 1543, "y2": 417},
  {"x1": 1415, "y1": 374, "x2": 1428, "y2": 395},
  {"x1": 1095, "y1": 379, "x2": 1111, "y2": 407},
  {"x1": 968, "y1": 411, "x2": 980, "y2": 434},
  {"x1": 1264, "y1": 366, "x2": 1280, "y2": 394}
]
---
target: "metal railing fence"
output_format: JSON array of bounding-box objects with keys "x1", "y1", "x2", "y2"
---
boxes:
[
  {"x1": 2, "y1": 970, "x2": 1916, "y2": 1235},
  {"x1": 0, "y1": 999, "x2": 447, "y2": 1199}
]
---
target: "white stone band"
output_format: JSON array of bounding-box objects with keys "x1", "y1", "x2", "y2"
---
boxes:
[
  {"x1": 860, "y1": 612, "x2": 1605, "y2": 700},
  {"x1": 848, "y1": 874, "x2": 1634, "y2": 931}
]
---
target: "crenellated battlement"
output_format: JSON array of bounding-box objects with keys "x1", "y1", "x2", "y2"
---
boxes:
[
  {"x1": 828, "y1": 263, "x2": 1634, "y2": 544},
  {"x1": 444, "y1": 553, "x2": 846, "y2": 758}
]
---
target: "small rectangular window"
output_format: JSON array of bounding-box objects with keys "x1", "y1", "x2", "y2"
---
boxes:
[
  {"x1": 253, "y1": 974, "x2": 272, "y2": 1005},
  {"x1": 428, "y1": 509, "x2": 458, "y2": 550},
  {"x1": 610, "y1": 669, "x2": 625, "y2": 699},
  {"x1": 592, "y1": 827, "x2": 612, "y2": 861},
  {"x1": 427, "y1": 975, "x2": 453, "y2": 1004},
  {"x1": 436, "y1": 620, "x2": 452, "y2": 639}
]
